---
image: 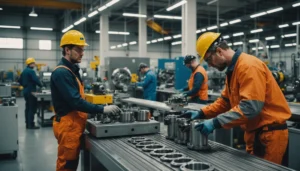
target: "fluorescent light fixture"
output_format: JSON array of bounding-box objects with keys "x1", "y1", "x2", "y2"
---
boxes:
[
  {"x1": 111, "y1": 46, "x2": 116, "y2": 49},
  {"x1": 29, "y1": 8, "x2": 38, "y2": 17},
  {"x1": 293, "y1": 2, "x2": 300, "y2": 7},
  {"x1": 220, "y1": 22, "x2": 228, "y2": 27},
  {"x1": 98, "y1": 0, "x2": 120, "y2": 11},
  {"x1": 233, "y1": 32, "x2": 244, "y2": 37},
  {"x1": 95, "y1": 30, "x2": 100, "y2": 33},
  {"x1": 282, "y1": 33, "x2": 297, "y2": 38},
  {"x1": 285, "y1": 43, "x2": 296, "y2": 47},
  {"x1": 88, "y1": 10, "x2": 98, "y2": 18},
  {"x1": 229, "y1": 19, "x2": 241, "y2": 24},
  {"x1": 122, "y1": 43, "x2": 128, "y2": 47},
  {"x1": 265, "y1": 36, "x2": 275, "y2": 40},
  {"x1": 62, "y1": 25, "x2": 74, "y2": 33},
  {"x1": 252, "y1": 47, "x2": 263, "y2": 50},
  {"x1": 171, "y1": 41, "x2": 182, "y2": 45},
  {"x1": 252, "y1": 47, "x2": 257, "y2": 50},
  {"x1": 157, "y1": 38, "x2": 163, "y2": 42},
  {"x1": 270, "y1": 45, "x2": 280, "y2": 48},
  {"x1": 74, "y1": 17, "x2": 86, "y2": 25},
  {"x1": 228, "y1": 43, "x2": 232, "y2": 46},
  {"x1": 223, "y1": 35, "x2": 230, "y2": 39},
  {"x1": 164, "y1": 36, "x2": 172, "y2": 40},
  {"x1": 0, "y1": 8, "x2": 2, "y2": 10},
  {"x1": 129, "y1": 41, "x2": 137, "y2": 45},
  {"x1": 117, "y1": 44, "x2": 122, "y2": 48},
  {"x1": 201, "y1": 28, "x2": 207, "y2": 32},
  {"x1": 249, "y1": 39, "x2": 259, "y2": 43},
  {"x1": 292, "y1": 21, "x2": 300, "y2": 25},
  {"x1": 98, "y1": 6, "x2": 107, "y2": 11},
  {"x1": 96, "y1": 30, "x2": 130, "y2": 35},
  {"x1": 0, "y1": 25, "x2": 20, "y2": 29},
  {"x1": 147, "y1": 41, "x2": 151, "y2": 44},
  {"x1": 207, "y1": 25, "x2": 218, "y2": 30},
  {"x1": 154, "y1": 15, "x2": 182, "y2": 20},
  {"x1": 196, "y1": 30, "x2": 201, "y2": 33},
  {"x1": 278, "y1": 24, "x2": 289, "y2": 28},
  {"x1": 123, "y1": 13, "x2": 147, "y2": 18},
  {"x1": 167, "y1": 0, "x2": 187, "y2": 11},
  {"x1": 267, "y1": 7, "x2": 283, "y2": 14},
  {"x1": 173, "y1": 34, "x2": 182, "y2": 38},
  {"x1": 250, "y1": 28, "x2": 263, "y2": 33},
  {"x1": 233, "y1": 42, "x2": 243, "y2": 45},
  {"x1": 250, "y1": 12, "x2": 267, "y2": 18},
  {"x1": 30, "y1": 27, "x2": 53, "y2": 31},
  {"x1": 207, "y1": 0, "x2": 218, "y2": 5},
  {"x1": 151, "y1": 40, "x2": 158, "y2": 43}
]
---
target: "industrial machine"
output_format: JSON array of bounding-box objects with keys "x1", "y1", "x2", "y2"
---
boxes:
[
  {"x1": 39, "y1": 71, "x2": 52, "y2": 89},
  {"x1": 85, "y1": 82, "x2": 113, "y2": 105},
  {"x1": 207, "y1": 70, "x2": 225, "y2": 92}
]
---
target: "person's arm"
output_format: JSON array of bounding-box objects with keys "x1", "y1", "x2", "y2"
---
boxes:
[
  {"x1": 52, "y1": 68, "x2": 104, "y2": 114},
  {"x1": 185, "y1": 72, "x2": 203, "y2": 96},
  {"x1": 30, "y1": 70, "x2": 42, "y2": 87},
  {"x1": 137, "y1": 73, "x2": 152, "y2": 88}
]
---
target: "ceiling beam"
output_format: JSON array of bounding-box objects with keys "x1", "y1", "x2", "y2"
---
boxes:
[{"x1": 0, "y1": 0, "x2": 82, "y2": 10}]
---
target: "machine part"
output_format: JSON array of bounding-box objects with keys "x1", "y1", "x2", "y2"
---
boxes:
[
  {"x1": 180, "y1": 161, "x2": 215, "y2": 171},
  {"x1": 150, "y1": 148, "x2": 175, "y2": 158},
  {"x1": 157, "y1": 69, "x2": 175, "y2": 88},
  {"x1": 188, "y1": 120, "x2": 211, "y2": 151},
  {"x1": 142, "y1": 144, "x2": 165, "y2": 152},
  {"x1": 121, "y1": 97, "x2": 172, "y2": 112},
  {"x1": 128, "y1": 137, "x2": 147, "y2": 143},
  {"x1": 85, "y1": 93, "x2": 113, "y2": 104},
  {"x1": 91, "y1": 82, "x2": 106, "y2": 95},
  {"x1": 170, "y1": 157, "x2": 195, "y2": 168},
  {"x1": 166, "y1": 94, "x2": 188, "y2": 111},
  {"x1": 175, "y1": 118, "x2": 185, "y2": 144},
  {"x1": 120, "y1": 111, "x2": 135, "y2": 123},
  {"x1": 164, "y1": 115, "x2": 178, "y2": 140},
  {"x1": 0, "y1": 84, "x2": 11, "y2": 98},
  {"x1": 111, "y1": 68, "x2": 132, "y2": 92},
  {"x1": 137, "y1": 110, "x2": 150, "y2": 121},
  {"x1": 136, "y1": 141, "x2": 158, "y2": 148},
  {"x1": 86, "y1": 119, "x2": 160, "y2": 138},
  {"x1": 160, "y1": 152, "x2": 185, "y2": 163},
  {"x1": 176, "y1": 118, "x2": 190, "y2": 145}
]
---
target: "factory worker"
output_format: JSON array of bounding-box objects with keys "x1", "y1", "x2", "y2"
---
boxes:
[{"x1": 137, "y1": 63, "x2": 157, "y2": 101}]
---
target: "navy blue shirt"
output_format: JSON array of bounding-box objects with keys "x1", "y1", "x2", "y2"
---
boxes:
[
  {"x1": 137, "y1": 70, "x2": 157, "y2": 99},
  {"x1": 19, "y1": 66, "x2": 42, "y2": 94},
  {"x1": 50, "y1": 58, "x2": 103, "y2": 116}
]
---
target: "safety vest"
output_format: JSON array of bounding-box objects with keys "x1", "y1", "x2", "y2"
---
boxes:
[{"x1": 188, "y1": 65, "x2": 208, "y2": 100}]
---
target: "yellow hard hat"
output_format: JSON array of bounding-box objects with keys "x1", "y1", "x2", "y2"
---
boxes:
[
  {"x1": 26, "y1": 57, "x2": 35, "y2": 65},
  {"x1": 60, "y1": 30, "x2": 89, "y2": 47},
  {"x1": 196, "y1": 32, "x2": 221, "y2": 63}
]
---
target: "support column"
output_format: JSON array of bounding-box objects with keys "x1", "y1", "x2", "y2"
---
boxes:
[
  {"x1": 182, "y1": 0, "x2": 197, "y2": 56},
  {"x1": 100, "y1": 13, "x2": 109, "y2": 77},
  {"x1": 138, "y1": 0, "x2": 147, "y2": 57}
]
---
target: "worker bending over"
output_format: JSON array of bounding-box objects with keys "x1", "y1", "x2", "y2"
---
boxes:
[
  {"x1": 19, "y1": 57, "x2": 43, "y2": 129},
  {"x1": 136, "y1": 63, "x2": 157, "y2": 101},
  {"x1": 181, "y1": 32, "x2": 291, "y2": 165},
  {"x1": 50, "y1": 30, "x2": 121, "y2": 171},
  {"x1": 180, "y1": 55, "x2": 208, "y2": 104}
]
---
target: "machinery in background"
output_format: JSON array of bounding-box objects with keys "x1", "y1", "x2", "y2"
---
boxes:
[
  {"x1": 157, "y1": 69, "x2": 175, "y2": 88},
  {"x1": 35, "y1": 63, "x2": 46, "y2": 72},
  {"x1": 39, "y1": 71, "x2": 52, "y2": 89},
  {"x1": 207, "y1": 71, "x2": 225, "y2": 92},
  {"x1": 85, "y1": 82, "x2": 113, "y2": 105},
  {"x1": 165, "y1": 94, "x2": 188, "y2": 112}
]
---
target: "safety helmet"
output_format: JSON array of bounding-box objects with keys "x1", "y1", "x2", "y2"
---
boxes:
[
  {"x1": 196, "y1": 32, "x2": 221, "y2": 63},
  {"x1": 60, "y1": 30, "x2": 89, "y2": 47},
  {"x1": 183, "y1": 55, "x2": 196, "y2": 65},
  {"x1": 26, "y1": 57, "x2": 35, "y2": 65},
  {"x1": 138, "y1": 63, "x2": 148, "y2": 71}
]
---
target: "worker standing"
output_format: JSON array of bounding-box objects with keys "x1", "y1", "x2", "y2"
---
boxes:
[
  {"x1": 50, "y1": 30, "x2": 121, "y2": 171},
  {"x1": 180, "y1": 55, "x2": 208, "y2": 104},
  {"x1": 19, "y1": 57, "x2": 43, "y2": 129},
  {"x1": 136, "y1": 63, "x2": 157, "y2": 101},
  {"x1": 181, "y1": 32, "x2": 291, "y2": 165}
]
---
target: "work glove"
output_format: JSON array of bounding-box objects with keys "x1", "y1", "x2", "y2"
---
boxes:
[
  {"x1": 179, "y1": 92, "x2": 188, "y2": 98},
  {"x1": 103, "y1": 105, "x2": 122, "y2": 115},
  {"x1": 179, "y1": 110, "x2": 205, "y2": 120},
  {"x1": 178, "y1": 89, "x2": 184, "y2": 93},
  {"x1": 194, "y1": 118, "x2": 215, "y2": 136}
]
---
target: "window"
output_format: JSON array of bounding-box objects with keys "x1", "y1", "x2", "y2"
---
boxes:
[
  {"x1": 0, "y1": 38, "x2": 23, "y2": 49},
  {"x1": 39, "y1": 40, "x2": 51, "y2": 50}
]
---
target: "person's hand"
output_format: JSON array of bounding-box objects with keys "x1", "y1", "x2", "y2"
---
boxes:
[
  {"x1": 194, "y1": 119, "x2": 215, "y2": 136},
  {"x1": 179, "y1": 110, "x2": 205, "y2": 120},
  {"x1": 178, "y1": 89, "x2": 184, "y2": 93},
  {"x1": 103, "y1": 105, "x2": 122, "y2": 115},
  {"x1": 179, "y1": 92, "x2": 187, "y2": 98}
]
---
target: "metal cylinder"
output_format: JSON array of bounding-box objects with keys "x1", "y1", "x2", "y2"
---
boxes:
[
  {"x1": 150, "y1": 148, "x2": 175, "y2": 157},
  {"x1": 164, "y1": 115, "x2": 178, "y2": 140},
  {"x1": 160, "y1": 152, "x2": 185, "y2": 163},
  {"x1": 137, "y1": 110, "x2": 149, "y2": 121},
  {"x1": 170, "y1": 157, "x2": 195, "y2": 168},
  {"x1": 175, "y1": 118, "x2": 185, "y2": 144},
  {"x1": 187, "y1": 120, "x2": 211, "y2": 151},
  {"x1": 142, "y1": 144, "x2": 165, "y2": 152},
  {"x1": 120, "y1": 111, "x2": 134, "y2": 122},
  {"x1": 180, "y1": 161, "x2": 214, "y2": 171}
]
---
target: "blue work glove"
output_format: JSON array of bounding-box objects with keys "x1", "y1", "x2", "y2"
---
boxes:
[
  {"x1": 194, "y1": 119, "x2": 215, "y2": 136},
  {"x1": 179, "y1": 93, "x2": 188, "y2": 97},
  {"x1": 179, "y1": 110, "x2": 205, "y2": 120}
]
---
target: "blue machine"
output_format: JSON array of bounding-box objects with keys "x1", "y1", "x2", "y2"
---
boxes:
[{"x1": 158, "y1": 57, "x2": 191, "y2": 90}]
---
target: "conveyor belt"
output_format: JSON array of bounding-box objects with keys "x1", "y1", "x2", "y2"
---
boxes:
[{"x1": 85, "y1": 134, "x2": 295, "y2": 171}]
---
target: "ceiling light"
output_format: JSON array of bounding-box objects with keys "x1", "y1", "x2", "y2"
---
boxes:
[
  {"x1": 151, "y1": 40, "x2": 157, "y2": 43},
  {"x1": 207, "y1": 25, "x2": 218, "y2": 30},
  {"x1": 207, "y1": 0, "x2": 218, "y2": 5},
  {"x1": 250, "y1": 28, "x2": 263, "y2": 33},
  {"x1": 285, "y1": 43, "x2": 296, "y2": 47},
  {"x1": 293, "y1": 2, "x2": 300, "y2": 7},
  {"x1": 96, "y1": 30, "x2": 130, "y2": 35},
  {"x1": 62, "y1": 25, "x2": 74, "y2": 33},
  {"x1": 29, "y1": 7, "x2": 38, "y2": 17},
  {"x1": 250, "y1": 12, "x2": 267, "y2": 18},
  {"x1": 196, "y1": 30, "x2": 201, "y2": 33},
  {"x1": 117, "y1": 44, "x2": 122, "y2": 48},
  {"x1": 266, "y1": 7, "x2": 283, "y2": 14},
  {"x1": 154, "y1": 15, "x2": 182, "y2": 20},
  {"x1": 228, "y1": 43, "x2": 232, "y2": 46},
  {"x1": 233, "y1": 42, "x2": 243, "y2": 45},
  {"x1": 173, "y1": 34, "x2": 182, "y2": 38},
  {"x1": 111, "y1": 46, "x2": 116, "y2": 49},
  {"x1": 98, "y1": 6, "x2": 107, "y2": 11},
  {"x1": 223, "y1": 35, "x2": 230, "y2": 39},
  {"x1": 147, "y1": 41, "x2": 151, "y2": 44},
  {"x1": 171, "y1": 41, "x2": 182, "y2": 45},
  {"x1": 88, "y1": 10, "x2": 98, "y2": 18},
  {"x1": 233, "y1": 32, "x2": 244, "y2": 37},
  {"x1": 270, "y1": 45, "x2": 280, "y2": 48},
  {"x1": 157, "y1": 38, "x2": 163, "y2": 42},
  {"x1": 229, "y1": 19, "x2": 241, "y2": 24},
  {"x1": 252, "y1": 47, "x2": 263, "y2": 50},
  {"x1": 30, "y1": 27, "x2": 53, "y2": 31},
  {"x1": 122, "y1": 43, "x2": 128, "y2": 47},
  {"x1": 123, "y1": 13, "x2": 147, "y2": 18},
  {"x1": 292, "y1": 21, "x2": 300, "y2": 25},
  {"x1": 278, "y1": 24, "x2": 289, "y2": 28},
  {"x1": 164, "y1": 36, "x2": 172, "y2": 40},
  {"x1": 0, "y1": 8, "x2": 2, "y2": 10},
  {"x1": 0, "y1": 25, "x2": 20, "y2": 29},
  {"x1": 220, "y1": 22, "x2": 228, "y2": 27},
  {"x1": 98, "y1": 0, "x2": 120, "y2": 11},
  {"x1": 249, "y1": 39, "x2": 259, "y2": 43},
  {"x1": 282, "y1": 33, "x2": 297, "y2": 38},
  {"x1": 129, "y1": 41, "x2": 137, "y2": 45},
  {"x1": 74, "y1": 17, "x2": 86, "y2": 25},
  {"x1": 167, "y1": 0, "x2": 187, "y2": 11},
  {"x1": 265, "y1": 36, "x2": 275, "y2": 40}
]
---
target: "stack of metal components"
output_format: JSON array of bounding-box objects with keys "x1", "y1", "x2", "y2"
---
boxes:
[
  {"x1": 165, "y1": 94, "x2": 188, "y2": 111},
  {"x1": 128, "y1": 137, "x2": 215, "y2": 171}
]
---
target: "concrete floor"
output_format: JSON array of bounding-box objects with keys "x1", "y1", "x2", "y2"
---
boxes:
[{"x1": 0, "y1": 98, "x2": 82, "y2": 171}]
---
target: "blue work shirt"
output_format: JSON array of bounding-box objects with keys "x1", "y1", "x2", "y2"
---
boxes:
[
  {"x1": 137, "y1": 70, "x2": 157, "y2": 101},
  {"x1": 50, "y1": 57, "x2": 104, "y2": 116},
  {"x1": 19, "y1": 66, "x2": 42, "y2": 95}
]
